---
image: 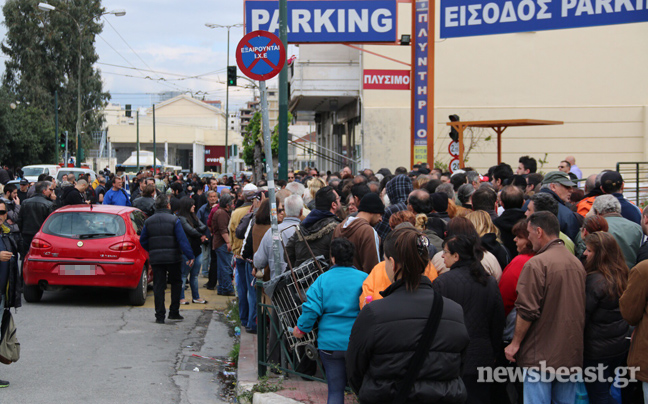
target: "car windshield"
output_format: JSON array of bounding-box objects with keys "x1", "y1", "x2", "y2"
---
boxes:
[
  {"x1": 42, "y1": 212, "x2": 126, "y2": 239},
  {"x1": 23, "y1": 167, "x2": 45, "y2": 176},
  {"x1": 58, "y1": 171, "x2": 82, "y2": 180}
]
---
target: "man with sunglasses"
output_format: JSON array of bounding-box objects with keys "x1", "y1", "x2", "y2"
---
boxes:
[{"x1": 16, "y1": 181, "x2": 56, "y2": 258}]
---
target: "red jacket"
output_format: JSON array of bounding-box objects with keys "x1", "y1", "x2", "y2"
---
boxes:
[{"x1": 498, "y1": 253, "x2": 533, "y2": 316}]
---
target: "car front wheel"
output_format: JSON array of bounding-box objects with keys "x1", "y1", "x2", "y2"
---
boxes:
[
  {"x1": 24, "y1": 284, "x2": 43, "y2": 303},
  {"x1": 128, "y1": 268, "x2": 148, "y2": 306}
]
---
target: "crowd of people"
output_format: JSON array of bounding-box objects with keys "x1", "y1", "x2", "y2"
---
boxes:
[{"x1": 3, "y1": 155, "x2": 648, "y2": 402}]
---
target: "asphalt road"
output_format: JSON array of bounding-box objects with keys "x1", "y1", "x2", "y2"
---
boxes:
[{"x1": 0, "y1": 287, "x2": 236, "y2": 403}]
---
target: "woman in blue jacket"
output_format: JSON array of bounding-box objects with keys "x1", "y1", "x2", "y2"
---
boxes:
[{"x1": 293, "y1": 237, "x2": 368, "y2": 404}]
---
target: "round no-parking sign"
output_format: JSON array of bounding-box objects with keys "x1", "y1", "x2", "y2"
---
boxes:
[
  {"x1": 449, "y1": 158, "x2": 461, "y2": 174},
  {"x1": 236, "y1": 30, "x2": 286, "y2": 81}
]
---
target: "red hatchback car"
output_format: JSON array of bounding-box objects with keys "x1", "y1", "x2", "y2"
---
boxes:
[{"x1": 23, "y1": 205, "x2": 152, "y2": 306}]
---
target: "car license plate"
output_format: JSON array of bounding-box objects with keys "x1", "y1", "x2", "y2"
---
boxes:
[{"x1": 59, "y1": 265, "x2": 96, "y2": 275}]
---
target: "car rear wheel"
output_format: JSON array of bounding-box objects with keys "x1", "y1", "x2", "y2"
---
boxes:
[
  {"x1": 128, "y1": 268, "x2": 148, "y2": 306},
  {"x1": 24, "y1": 284, "x2": 43, "y2": 303}
]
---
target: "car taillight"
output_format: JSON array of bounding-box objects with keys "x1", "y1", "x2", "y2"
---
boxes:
[
  {"x1": 109, "y1": 242, "x2": 136, "y2": 251},
  {"x1": 31, "y1": 239, "x2": 52, "y2": 249}
]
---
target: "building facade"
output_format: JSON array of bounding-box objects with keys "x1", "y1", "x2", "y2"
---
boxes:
[
  {"x1": 287, "y1": 1, "x2": 648, "y2": 179},
  {"x1": 106, "y1": 94, "x2": 242, "y2": 173}
]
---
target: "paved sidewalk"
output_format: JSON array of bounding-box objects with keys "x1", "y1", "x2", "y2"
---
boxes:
[{"x1": 237, "y1": 329, "x2": 357, "y2": 404}]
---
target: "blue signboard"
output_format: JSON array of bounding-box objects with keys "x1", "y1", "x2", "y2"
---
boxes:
[
  {"x1": 245, "y1": 0, "x2": 398, "y2": 43},
  {"x1": 441, "y1": 0, "x2": 648, "y2": 38},
  {"x1": 414, "y1": 0, "x2": 429, "y2": 156}
]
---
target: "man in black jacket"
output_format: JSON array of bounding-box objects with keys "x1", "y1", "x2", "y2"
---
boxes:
[
  {"x1": 0, "y1": 200, "x2": 21, "y2": 388},
  {"x1": 16, "y1": 181, "x2": 55, "y2": 257},
  {"x1": 62, "y1": 179, "x2": 89, "y2": 206},
  {"x1": 494, "y1": 185, "x2": 526, "y2": 258},
  {"x1": 140, "y1": 195, "x2": 195, "y2": 324},
  {"x1": 285, "y1": 186, "x2": 341, "y2": 267}
]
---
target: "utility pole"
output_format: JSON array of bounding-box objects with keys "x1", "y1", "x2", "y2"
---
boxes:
[
  {"x1": 260, "y1": 80, "x2": 282, "y2": 291},
  {"x1": 225, "y1": 27, "x2": 230, "y2": 174},
  {"x1": 205, "y1": 23, "x2": 243, "y2": 174},
  {"x1": 153, "y1": 105, "x2": 157, "y2": 173},
  {"x1": 278, "y1": 0, "x2": 288, "y2": 180},
  {"x1": 54, "y1": 90, "x2": 59, "y2": 164},
  {"x1": 64, "y1": 131, "x2": 69, "y2": 165},
  {"x1": 136, "y1": 110, "x2": 140, "y2": 171}
]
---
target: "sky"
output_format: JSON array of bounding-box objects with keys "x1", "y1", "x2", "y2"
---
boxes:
[{"x1": 0, "y1": 0, "x2": 287, "y2": 111}]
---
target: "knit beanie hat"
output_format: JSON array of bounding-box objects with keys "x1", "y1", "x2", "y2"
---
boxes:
[
  {"x1": 430, "y1": 193, "x2": 449, "y2": 213},
  {"x1": 358, "y1": 193, "x2": 385, "y2": 215}
]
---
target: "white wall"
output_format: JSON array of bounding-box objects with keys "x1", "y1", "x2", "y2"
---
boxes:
[{"x1": 359, "y1": 1, "x2": 648, "y2": 176}]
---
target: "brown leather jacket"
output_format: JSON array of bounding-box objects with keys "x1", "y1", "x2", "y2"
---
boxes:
[
  {"x1": 620, "y1": 260, "x2": 648, "y2": 382},
  {"x1": 515, "y1": 239, "x2": 586, "y2": 370}
]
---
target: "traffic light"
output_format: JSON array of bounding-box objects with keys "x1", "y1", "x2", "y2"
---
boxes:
[
  {"x1": 449, "y1": 114, "x2": 460, "y2": 142},
  {"x1": 227, "y1": 66, "x2": 237, "y2": 87},
  {"x1": 59, "y1": 135, "x2": 66, "y2": 150}
]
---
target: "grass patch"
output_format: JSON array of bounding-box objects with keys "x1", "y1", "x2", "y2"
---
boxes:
[
  {"x1": 229, "y1": 342, "x2": 240, "y2": 366},
  {"x1": 226, "y1": 298, "x2": 241, "y2": 328}
]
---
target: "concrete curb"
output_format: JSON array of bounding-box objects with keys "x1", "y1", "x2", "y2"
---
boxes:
[
  {"x1": 253, "y1": 392, "x2": 303, "y2": 404},
  {"x1": 237, "y1": 328, "x2": 307, "y2": 404}
]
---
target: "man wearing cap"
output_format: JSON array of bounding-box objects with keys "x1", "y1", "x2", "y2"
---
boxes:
[
  {"x1": 332, "y1": 193, "x2": 384, "y2": 274},
  {"x1": 531, "y1": 171, "x2": 581, "y2": 241},
  {"x1": 229, "y1": 183, "x2": 258, "y2": 334},
  {"x1": 16, "y1": 180, "x2": 29, "y2": 204},
  {"x1": 599, "y1": 171, "x2": 642, "y2": 225}
]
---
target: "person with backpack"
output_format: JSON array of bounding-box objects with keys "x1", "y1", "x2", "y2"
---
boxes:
[{"x1": 102, "y1": 177, "x2": 131, "y2": 207}]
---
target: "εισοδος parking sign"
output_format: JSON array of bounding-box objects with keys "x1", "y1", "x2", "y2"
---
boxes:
[{"x1": 236, "y1": 30, "x2": 286, "y2": 81}]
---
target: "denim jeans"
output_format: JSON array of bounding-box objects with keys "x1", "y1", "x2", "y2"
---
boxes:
[
  {"x1": 523, "y1": 368, "x2": 577, "y2": 404},
  {"x1": 215, "y1": 244, "x2": 234, "y2": 295},
  {"x1": 319, "y1": 350, "x2": 347, "y2": 404},
  {"x1": 584, "y1": 355, "x2": 625, "y2": 404},
  {"x1": 643, "y1": 382, "x2": 648, "y2": 403},
  {"x1": 181, "y1": 253, "x2": 202, "y2": 300},
  {"x1": 235, "y1": 258, "x2": 257, "y2": 330},
  {"x1": 201, "y1": 244, "x2": 210, "y2": 276}
]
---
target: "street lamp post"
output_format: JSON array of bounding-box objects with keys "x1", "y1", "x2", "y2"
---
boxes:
[
  {"x1": 205, "y1": 23, "x2": 242, "y2": 175},
  {"x1": 38, "y1": 3, "x2": 125, "y2": 167}
]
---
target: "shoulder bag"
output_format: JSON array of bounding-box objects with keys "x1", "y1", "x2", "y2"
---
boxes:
[
  {"x1": 392, "y1": 290, "x2": 444, "y2": 404},
  {"x1": 0, "y1": 309, "x2": 20, "y2": 365}
]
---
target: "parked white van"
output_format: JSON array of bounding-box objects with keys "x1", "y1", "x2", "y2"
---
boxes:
[{"x1": 22, "y1": 165, "x2": 60, "y2": 183}]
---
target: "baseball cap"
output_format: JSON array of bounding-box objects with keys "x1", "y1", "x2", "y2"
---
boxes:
[
  {"x1": 242, "y1": 183, "x2": 258, "y2": 192},
  {"x1": 541, "y1": 171, "x2": 576, "y2": 187},
  {"x1": 19, "y1": 179, "x2": 29, "y2": 186},
  {"x1": 600, "y1": 171, "x2": 624, "y2": 193}
]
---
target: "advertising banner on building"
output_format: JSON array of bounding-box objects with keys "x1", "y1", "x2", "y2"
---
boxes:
[
  {"x1": 413, "y1": 0, "x2": 431, "y2": 165},
  {"x1": 440, "y1": 0, "x2": 648, "y2": 38},
  {"x1": 205, "y1": 146, "x2": 226, "y2": 166},
  {"x1": 245, "y1": 0, "x2": 398, "y2": 43},
  {"x1": 363, "y1": 70, "x2": 411, "y2": 90}
]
